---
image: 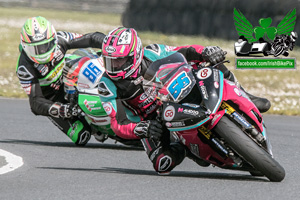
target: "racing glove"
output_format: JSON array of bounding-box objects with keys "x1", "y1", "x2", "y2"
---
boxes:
[
  {"x1": 202, "y1": 46, "x2": 226, "y2": 64},
  {"x1": 133, "y1": 120, "x2": 163, "y2": 140},
  {"x1": 49, "y1": 102, "x2": 77, "y2": 118}
]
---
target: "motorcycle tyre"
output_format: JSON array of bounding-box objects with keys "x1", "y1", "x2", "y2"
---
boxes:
[{"x1": 214, "y1": 116, "x2": 285, "y2": 182}]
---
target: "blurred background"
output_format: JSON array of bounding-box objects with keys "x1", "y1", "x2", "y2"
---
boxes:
[{"x1": 0, "y1": 0, "x2": 299, "y2": 115}]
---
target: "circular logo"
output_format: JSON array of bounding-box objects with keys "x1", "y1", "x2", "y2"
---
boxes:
[
  {"x1": 164, "y1": 105, "x2": 175, "y2": 121},
  {"x1": 103, "y1": 102, "x2": 113, "y2": 115},
  {"x1": 197, "y1": 68, "x2": 212, "y2": 79},
  {"x1": 214, "y1": 81, "x2": 219, "y2": 89}
]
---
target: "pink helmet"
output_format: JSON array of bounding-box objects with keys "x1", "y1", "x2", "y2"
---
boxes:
[{"x1": 102, "y1": 27, "x2": 144, "y2": 80}]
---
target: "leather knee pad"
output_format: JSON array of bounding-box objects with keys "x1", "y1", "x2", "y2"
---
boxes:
[
  {"x1": 67, "y1": 120, "x2": 91, "y2": 146},
  {"x1": 149, "y1": 142, "x2": 186, "y2": 173}
]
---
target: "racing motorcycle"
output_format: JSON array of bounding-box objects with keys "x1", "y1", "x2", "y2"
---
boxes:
[
  {"x1": 143, "y1": 52, "x2": 285, "y2": 182},
  {"x1": 63, "y1": 48, "x2": 142, "y2": 147}
]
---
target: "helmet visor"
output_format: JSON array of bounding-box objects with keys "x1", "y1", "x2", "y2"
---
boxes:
[
  {"x1": 23, "y1": 37, "x2": 57, "y2": 57},
  {"x1": 104, "y1": 56, "x2": 134, "y2": 74}
]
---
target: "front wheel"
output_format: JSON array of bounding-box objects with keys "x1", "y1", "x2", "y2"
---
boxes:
[{"x1": 214, "y1": 116, "x2": 285, "y2": 182}]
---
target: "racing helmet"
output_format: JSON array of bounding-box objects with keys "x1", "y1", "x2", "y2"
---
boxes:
[
  {"x1": 20, "y1": 16, "x2": 58, "y2": 64},
  {"x1": 102, "y1": 27, "x2": 144, "y2": 80}
]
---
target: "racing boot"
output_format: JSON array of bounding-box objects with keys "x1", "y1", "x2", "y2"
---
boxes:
[{"x1": 226, "y1": 71, "x2": 271, "y2": 113}]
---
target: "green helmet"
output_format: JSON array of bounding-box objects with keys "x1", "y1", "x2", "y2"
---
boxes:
[{"x1": 20, "y1": 16, "x2": 57, "y2": 64}]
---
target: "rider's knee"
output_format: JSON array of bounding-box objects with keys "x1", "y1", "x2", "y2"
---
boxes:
[{"x1": 67, "y1": 120, "x2": 91, "y2": 146}]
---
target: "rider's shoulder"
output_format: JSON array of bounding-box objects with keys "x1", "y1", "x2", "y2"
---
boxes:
[
  {"x1": 57, "y1": 31, "x2": 83, "y2": 42},
  {"x1": 98, "y1": 73, "x2": 117, "y2": 99}
]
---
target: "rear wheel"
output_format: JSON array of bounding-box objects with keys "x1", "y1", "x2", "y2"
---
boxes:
[{"x1": 214, "y1": 116, "x2": 285, "y2": 182}]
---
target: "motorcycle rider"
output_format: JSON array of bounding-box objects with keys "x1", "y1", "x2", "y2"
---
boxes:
[
  {"x1": 16, "y1": 16, "x2": 105, "y2": 146},
  {"x1": 98, "y1": 27, "x2": 271, "y2": 174}
]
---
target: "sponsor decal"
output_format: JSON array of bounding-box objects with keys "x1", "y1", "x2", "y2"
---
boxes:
[
  {"x1": 200, "y1": 85, "x2": 209, "y2": 100},
  {"x1": 118, "y1": 30, "x2": 132, "y2": 45},
  {"x1": 183, "y1": 109, "x2": 199, "y2": 116},
  {"x1": 50, "y1": 82, "x2": 61, "y2": 90},
  {"x1": 32, "y1": 33, "x2": 45, "y2": 41},
  {"x1": 150, "y1": 147, "x2": 161, "y2": 161},
  {"x1": 178, "y1": 107, "x2": 183, "y2": 112},
  {"x1": 17, "y1": 65, "x2": 34, "y2": 80},
  {"x1": 211, "y1": 114, "x2": 221, "y2": 125},
  {"x1": 34, "y1": 64, "x2": 49, "y2": 76},
  {"x1": 213, "y1": 69, "x2": 219, "y2": 82},
  {"x1": 165, "y1": 121, "x2": 185, "y2": 127},
  {"x1": 211, "y1": 138, "x2": 229, "y2": 155},
  {"x1": 145, "y1": 101, "x2": 158, "y2": 114},
  {"x1": 105, "y1": 46, "x2": 116, "y2": 54},
  {"x1": 232, "y1": 112, "x2": 252, "y2": 128},
  {"x1": 199, "y1": 80, "x2": 204, "y2": 86},
  {"x1": 139, "y1": 96, "x2": 156, "y2": 108},
  {"x1": 165, "y1": 45, "x2": 176, "y2": 51},
  {"x1": 158, "y1": 155, "x2": 172, "y2": 172},
  {"x1": 103, "y1": 102, "x2": 113, "y2": 115},
  {"x1": 133, "y1": 76, "x2": 144, "y2": 85},
  {"x1": 182, "y1": 103, "x2": 200, "y2": 108},
  {"x1": 225, "y1": 80, "x2": 236, "y2": 86},
  {"x1": 214, "y1": 81, "x2": 219, "y2": 89},
  {"x1": 78, "y1": 82, "x2": 90, "y2": 89},
  {"x1": 197, "y1": 68, "x2": 212, "y2": 79},
  {"x1": 21, "y1": 83, "x2": 32, "y2": 95},
  {"x1": 84, "y1": 99, "x2": 102, "y2": 112},
  {"x1": 234, "y1": 88, "x2": 242, "y2": 96},
  {"x1": 164, "y1": 105, "x2": 175, "y2": 121},
  {"x1": 190, "y1": 144, "x2": 200, "y2": 157}
]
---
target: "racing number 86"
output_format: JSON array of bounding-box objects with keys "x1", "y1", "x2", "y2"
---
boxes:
[{"x1": 82, "y1": 62, "x2": 102, "y2": 83}]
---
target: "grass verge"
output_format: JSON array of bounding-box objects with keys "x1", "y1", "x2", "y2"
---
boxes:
[{"x1": 1, "y1": 7, "x2": 299, "y2": 115}]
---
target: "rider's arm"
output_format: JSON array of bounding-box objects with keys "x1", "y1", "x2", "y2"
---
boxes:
[
  {"x1": 102, "y1": 99, "x2": 140, "y2": 140},
  {"x1": 170, "y1": 45, "x2": 205, "y2": 62},
  {"x1": 57, "y1": 31, "x2": 106, "y2": 50},
  {"x1": 16, "y1": 60, "x2": 54, "y2": 116},
  {"x1": 98, "y1": 77, "x2": 140, "y2": 140}
]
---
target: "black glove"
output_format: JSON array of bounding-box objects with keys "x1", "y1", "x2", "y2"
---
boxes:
[
  {"x1": 202, "y1": 46, "x2": 226, "y2": 64},
  {"x1": 48, "y1": 102, "x2": 77, "y2": 118},
  {"x1": 134, "y1": 120, "x2": 163, "y2": 140},
  {"x1": 59, "y1": 103, "x2": 78, "y2": 118}
]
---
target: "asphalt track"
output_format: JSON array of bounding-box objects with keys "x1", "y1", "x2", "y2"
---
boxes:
[{"x1": 0, "y1": 98, "x2": 300, "y2": 200}]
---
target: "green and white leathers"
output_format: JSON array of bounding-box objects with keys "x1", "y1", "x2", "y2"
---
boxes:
[{"x1": 20, "y1": 16, "x2": 57, "y2": 64}]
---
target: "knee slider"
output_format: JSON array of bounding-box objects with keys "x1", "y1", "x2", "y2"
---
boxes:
[
  {"x1": 149, "y1": 146, "x2": 179, "y2": 173},
  {"x1": 67, "y1": 120, "x2": 91, "y2": 146}
]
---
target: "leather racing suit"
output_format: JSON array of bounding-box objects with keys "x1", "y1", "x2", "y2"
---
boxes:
[
  {"x1": 16, "y1": 31, "x2": 105, "y2": 145},
  {"x1": 99, "y1": 44, "x2": 219, "y2": 173}
]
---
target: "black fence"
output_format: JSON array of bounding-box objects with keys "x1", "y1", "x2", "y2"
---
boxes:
[{"x1": 122, "y1": 0, "x2": 300, "y2": 45}]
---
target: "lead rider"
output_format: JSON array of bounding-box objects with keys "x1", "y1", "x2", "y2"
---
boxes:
[{"x1": 98, "y1": 27, "x2": 270, "y2": 174}]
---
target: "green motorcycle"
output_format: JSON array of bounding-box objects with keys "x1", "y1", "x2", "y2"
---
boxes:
[{"x1": 63, "y1": 49, "x2": 142, "y2": 147}]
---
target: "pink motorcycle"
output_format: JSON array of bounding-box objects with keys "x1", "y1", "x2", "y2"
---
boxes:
[{"x1": 143, "y1": 52, "x2": 285, "y2": 182}]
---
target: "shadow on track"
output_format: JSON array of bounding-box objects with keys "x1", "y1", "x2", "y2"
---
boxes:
[
  {"x1": 0, "y1": 139, "x2": 143, "y2": 151},
  {"x1": 37, "y1": 166, "x2": 268, "y2": 182}
]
